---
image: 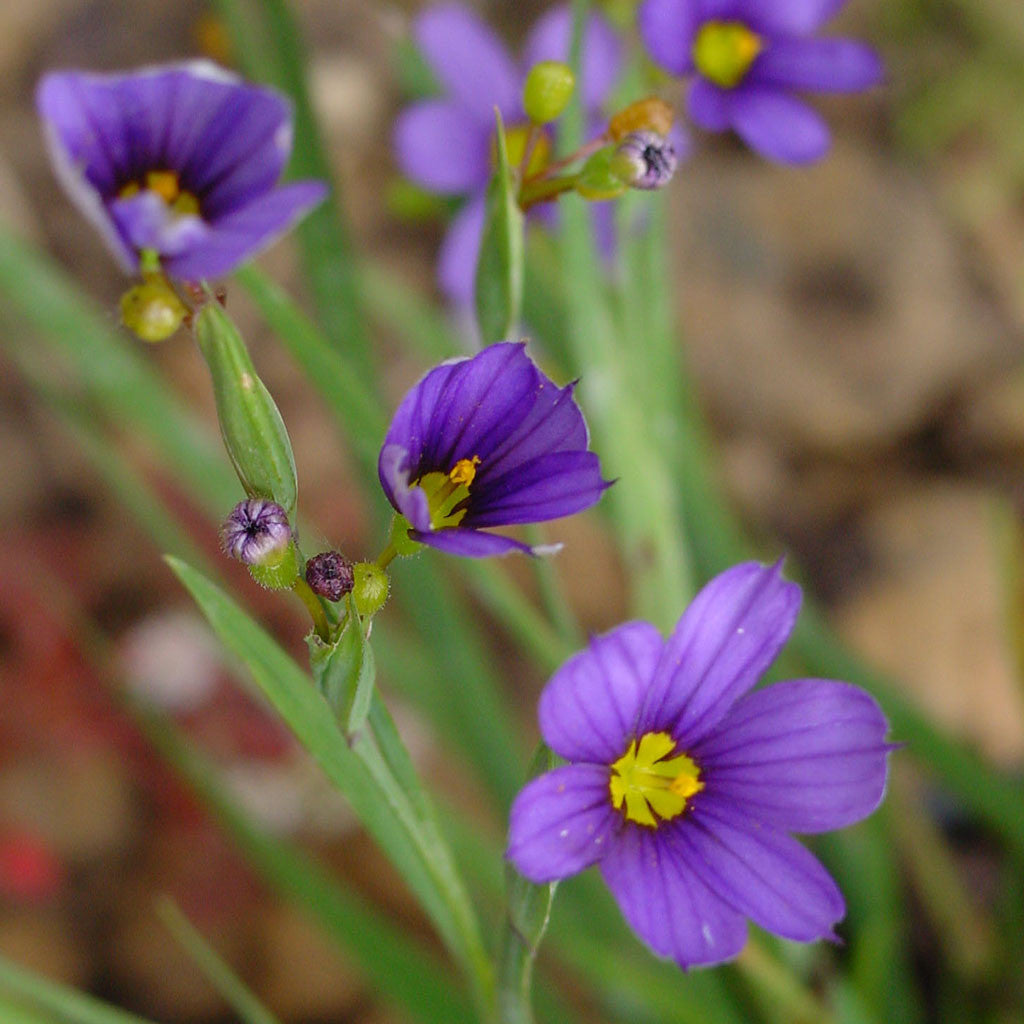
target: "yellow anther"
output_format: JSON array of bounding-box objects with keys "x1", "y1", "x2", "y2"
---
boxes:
[
  {"x1": 609, "y1": 731, "x2": 704, "y2": 827},
  {"x1": 692, "y1": 21, "x2": 763, "y2": 89},
  {"x1": 609, "y1": 97, "x2": 674, "y2": 141},
  {"x1": 145, "y1": 169, "x2": 182, "y2": 203},
  {"x1": 449, "y1": 456, "x2": 481, "y2": 487},
  {"x1": 118, "y1": 181, "x2": 141, "y2": 200}
]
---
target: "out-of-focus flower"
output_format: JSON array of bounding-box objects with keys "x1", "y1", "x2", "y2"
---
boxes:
[
  {"x1": 393, "y1": 4, "x2": 622, "y2": 306},
  {"x1": 507, "y1": 561, "x2": 893, "y2": 968},
  {"x1": 638, "y1": 0, "x2": 883, "y2": 163},
  {"x1": 378, "y1": 342, "x2": 609, "y2": 557},
  {"x1": 36, "y1": 61, "x2": 327, "y2": 279}
]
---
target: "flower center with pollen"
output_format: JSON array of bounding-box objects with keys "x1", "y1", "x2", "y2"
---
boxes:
[
  {"x1": 609, "y1": 731, "x2": 704, "y2": 827},
  {"x1": 118, "y1": 169, "x2": 200, "y2": 216},
  {"x1": 692, "y1": 21, "x2": 763, "y2": 89},
  {"x1": 416, "y1": 456, "x2": 481, "y2": 528}
]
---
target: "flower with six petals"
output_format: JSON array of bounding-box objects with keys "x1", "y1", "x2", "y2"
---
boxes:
[
  {"x1": 638, "y1": 0, "x2": 883, "y2": 163},
  {"x1": 507, "y1": 561, "x2": 893, "y2": 968},
  {"x1": 37, "y1": 61, "x2": 327, "y2": 280}
]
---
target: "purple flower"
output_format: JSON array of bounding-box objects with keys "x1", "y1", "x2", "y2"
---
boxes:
[
  {"x1": 36, "y1": 61, "x2": 327, "y2": 280},
  {"x1": 378, "y1": 342, "x2": 609, "y2": 557},
  {"x1": 507, "y1": 562, "x2": 893, "y2": 968},
  {"x1": 393, "y1": 4, "x2": 623, "y2": 307},
  {"x1": 221, "y1": 498, "x2": 292, "y2": 566},
  {"x1": 638, "y1": 0, "x2": 883, "y2": 163}
]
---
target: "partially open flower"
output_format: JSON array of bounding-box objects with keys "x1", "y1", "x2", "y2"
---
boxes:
[
  {"x1": 508, "y1": 561, "x2": 894, "y2": 968},
  {"x1": 610, "y1": 131, "x2": 678, "y2": 190},
  {"x1": 378, "y1": 342, "x2": 609, "y2": 557},
  {"x1": 36, "y1": 61, "x2": 327, "y2": 279}
]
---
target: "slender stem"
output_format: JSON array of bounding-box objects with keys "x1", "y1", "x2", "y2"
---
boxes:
[
  {"x1": 518, "y1": 123, "x2": 542, "y2": 181},
  {"x1": 519, "y1": 174, "x2": 578, "y2": 211},
  {"x1": 376, "y1": 541, "x2": 399, "y2": 569},
  {"x1": 524, "y1": 525, "x2": 584, "y2": 648},
  {"x1": 524, "y1": 134, "x2": 608, "y2": 183},
  {"x1": 292, "y1": 577, "x2": 331, "y2": 641}
]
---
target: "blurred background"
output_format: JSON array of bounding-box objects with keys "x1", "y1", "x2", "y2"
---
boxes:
[{"x1": 1, "y1": 0, "x2": 1023, "y2": 1021}]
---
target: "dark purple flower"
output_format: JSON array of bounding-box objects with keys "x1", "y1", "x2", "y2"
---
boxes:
[
  {"x1": 36, "y1": 61, "x2": 327, "y2": 280},
  {"x1": 221, "y1": 498, "x2": 292, "y2": 566},
  {"x1": 306, "y1": 551, "x2": 355, "y2": 602},
  {"x1": 638, "y1": 0, "x2": 883, "y2": 164},
  {"x1": 378, "y1": 342, "x2": 609, "y2": 557},
  {"x1": 393, "y1": 4, "x2": 623, "y2": 306},
  {"x1": 507, "y1": 561, "x2": 893, "y2": 968}
]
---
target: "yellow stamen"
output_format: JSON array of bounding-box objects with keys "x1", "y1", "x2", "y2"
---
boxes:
[
  {"x1": 609, "y1": 731, "x2": 704, "y2": 827},
  {"x1": 692, "y1": 21, "x2": 763, "y2": 89},
  {"x1": 495, "y1": 124, "x2": 551, "y2": 178},
  {"x1": 449, "y1": 456, "x2": 480, "y2": 487},
  {"x1": 117, "y1": 171, "x2": 200, "y2": 217},
  {"x1": 145, "y1": 169, "x2": 181, "y2": 203}
]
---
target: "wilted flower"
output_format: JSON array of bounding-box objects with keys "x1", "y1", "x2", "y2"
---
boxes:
[
  {"x1": 638, "y1": 0, "x2": 883, "y2": 163},
  {"x1": 378, "y1": 342, "x2": 609, "y2": 557},
  {"x1": 36, "y1": 61, "x2": 327, "y2": 279},
  {"x1": 507, "y1": 561, "x2": 893, "y2": 968},
  {"x1": 305, "y1": 551, "x2": 355, "y2": 602},
  {"x1": 221, "y1": 498, "x2": 292, "y2": 566},
  {"x1": 393, "y1": 3, "x2": 622, "y2": 306}
]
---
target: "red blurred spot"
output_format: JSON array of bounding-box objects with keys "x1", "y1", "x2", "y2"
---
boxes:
[{"x1": 0, "y1": 831, "x2": 65, "y2": 903}]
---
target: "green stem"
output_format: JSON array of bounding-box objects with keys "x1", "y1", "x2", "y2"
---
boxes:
[
  {"x1": 524, "y1": 525, "x2": 584, "y2": 648},
  {"x1": 518, "y1": 174, "x2": 578, "y2": 210},
  {"x1": 292, "y1": 577, "x2": 331, "y2": 641},
  {"x1": 377, "y1": 541, "x2": 399, "y2": 569}
]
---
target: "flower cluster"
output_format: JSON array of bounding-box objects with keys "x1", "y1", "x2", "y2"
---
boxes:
[{"x1": 508, "y1": 561, "x2": 893, "y2": 967}]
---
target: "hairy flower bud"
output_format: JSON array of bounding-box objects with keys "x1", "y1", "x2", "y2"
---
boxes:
[
  {"x1": 610, "y1": 131, "x2": 678, "y2": 190},
  {"x1": 221, "y1": 498, "x2": 299, "y2": 589},
  {"x1": 608, "y1": 96, "x2": 674, "y2": 141},
  {"x1": 119, "y1": 277, "x2": 188, "y2": 343},
  {"x1": 305, "y1": 551, "x2": 355, "y2": 602},
  {"x1": 351, "y1": 562, "x2": 390, "y2": 618},
  {"x1": 523, "y1": 61, "x2": 575, "y2": 124}
]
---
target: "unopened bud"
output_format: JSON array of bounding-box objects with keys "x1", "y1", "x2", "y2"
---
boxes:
[
  {"x1": 523, "y1": 61, "x2": 575, "y2": 124},
  {"x1": 608, "y1": 96, "x2": 674, "y2": 141},
  {"x1": 351, "y1": 562, "x2": 390, "y2": 618},
  {"x1": 305, "y1": 551, "x2": 355, "y2": 602},
  {"x1": 221, "y1": 498, "x2": 300, "y2": 589},
  {"x1": 574, "y1": 147, "x2": 628, "y2": 201},
  {"x1": 119, "y1": 277, "x2": 187, "y2": 342},
  {"x1": 610, "y1": 131, "x2": 678, "y2": 190}
]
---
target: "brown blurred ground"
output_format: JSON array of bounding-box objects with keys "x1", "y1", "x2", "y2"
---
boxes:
[{"x1": 1, "y1": 0, "x2": 1024, "y2": 1021}]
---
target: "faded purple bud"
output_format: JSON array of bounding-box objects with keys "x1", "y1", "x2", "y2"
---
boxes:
[
  {"x1": 221, "y1": 498, "x2": 292, "y2": 566},
  {"x1": 305, "y1": 551, "x2": 355, "y2": 602},
  {"x1": 610, "y1": 131, "x2": 677, "y2": 190}
]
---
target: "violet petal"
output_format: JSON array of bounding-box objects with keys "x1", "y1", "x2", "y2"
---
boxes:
[
  {"x1": 749, "y1": 38, "x2": 884, "y2": 93},
  {"x1": 638, "y1": 0, "x2": 700, "y2": 76},
  {"x1": 729, "y1": 85, "x2": 831, "y2": 164}
]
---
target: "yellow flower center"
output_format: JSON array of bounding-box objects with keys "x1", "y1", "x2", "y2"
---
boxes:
[
  {"x1": 118, "y1": 169, "x2": 200, "y2": 216},
  {"x1": 692, "y1": 21, "x2": 763, "y2": 89},
  {"x1": 494, "y1": 124, "x2": 551, "y2": 178},
  {"x1": 609, "y1": 731, "x2": 704, "y2": 828},
  {"x1": 416, "y1": 457, "x2": 481, "y2": 528}
]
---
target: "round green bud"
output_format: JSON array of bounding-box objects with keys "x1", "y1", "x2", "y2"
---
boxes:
[
  {"x1": 523, "y1": 61, "x2": 575, "y2": 124},
  {"x1": 352, "y1": 562, "x2": 390, "y2": 618},
  {"x1": 119, "y1": 278, "x2": 188, "y2": 343},
  {"x1": 247, "y1": 540, "x2": 301, "y2": 591},
  {"x1": 574, "y1": 147, "x2": 629, "y2": 201}
]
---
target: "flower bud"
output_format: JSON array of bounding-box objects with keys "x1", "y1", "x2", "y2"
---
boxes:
[
  {"x1": 305, "y1": 551, "x2": 355, "y2": 602},
  {"x1": 523, "y1": 61, "x2": 575, "y2": 124},
  {"x1": 194, "y1": 301, "x2": 298, "y2": 518},
  {"x1": 119, "y1": 277, "x2": 187, "y2": 343},
  {"x1": 351, "y1": 562, "x2": 390, "y2": 618},
  {"x1": 609, "y1": 131, "x2": 678, "y2": 190},
  {"x1": 221, "y1": 498, "x2": 300, "y2": 589},
  {"x1": 574, "y1": 147, "x2": 628, "y2": 201},
  {"x1": 608, "y1": 97, "x2": 674, "y2": 141}
]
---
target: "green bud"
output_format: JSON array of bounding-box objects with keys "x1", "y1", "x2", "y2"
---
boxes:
[
  {"x1": 247, "y1": 539, "x2": 301, "y2": 590},
  {"x1": 574, "y1": 146, "x2": 629, "y2": 201},
  {"x1": 193, "y1": 301, "x2": 298, "y2": 518},
  {"x1": 522, "y1": 61, "x2": 575, "y2": 124},
  {"x1": 119, "y1": 277, "x2": 187, "y2": 342},
  {"x1": 351, "y1": 561, "x2": 390, "y2": 618}
]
